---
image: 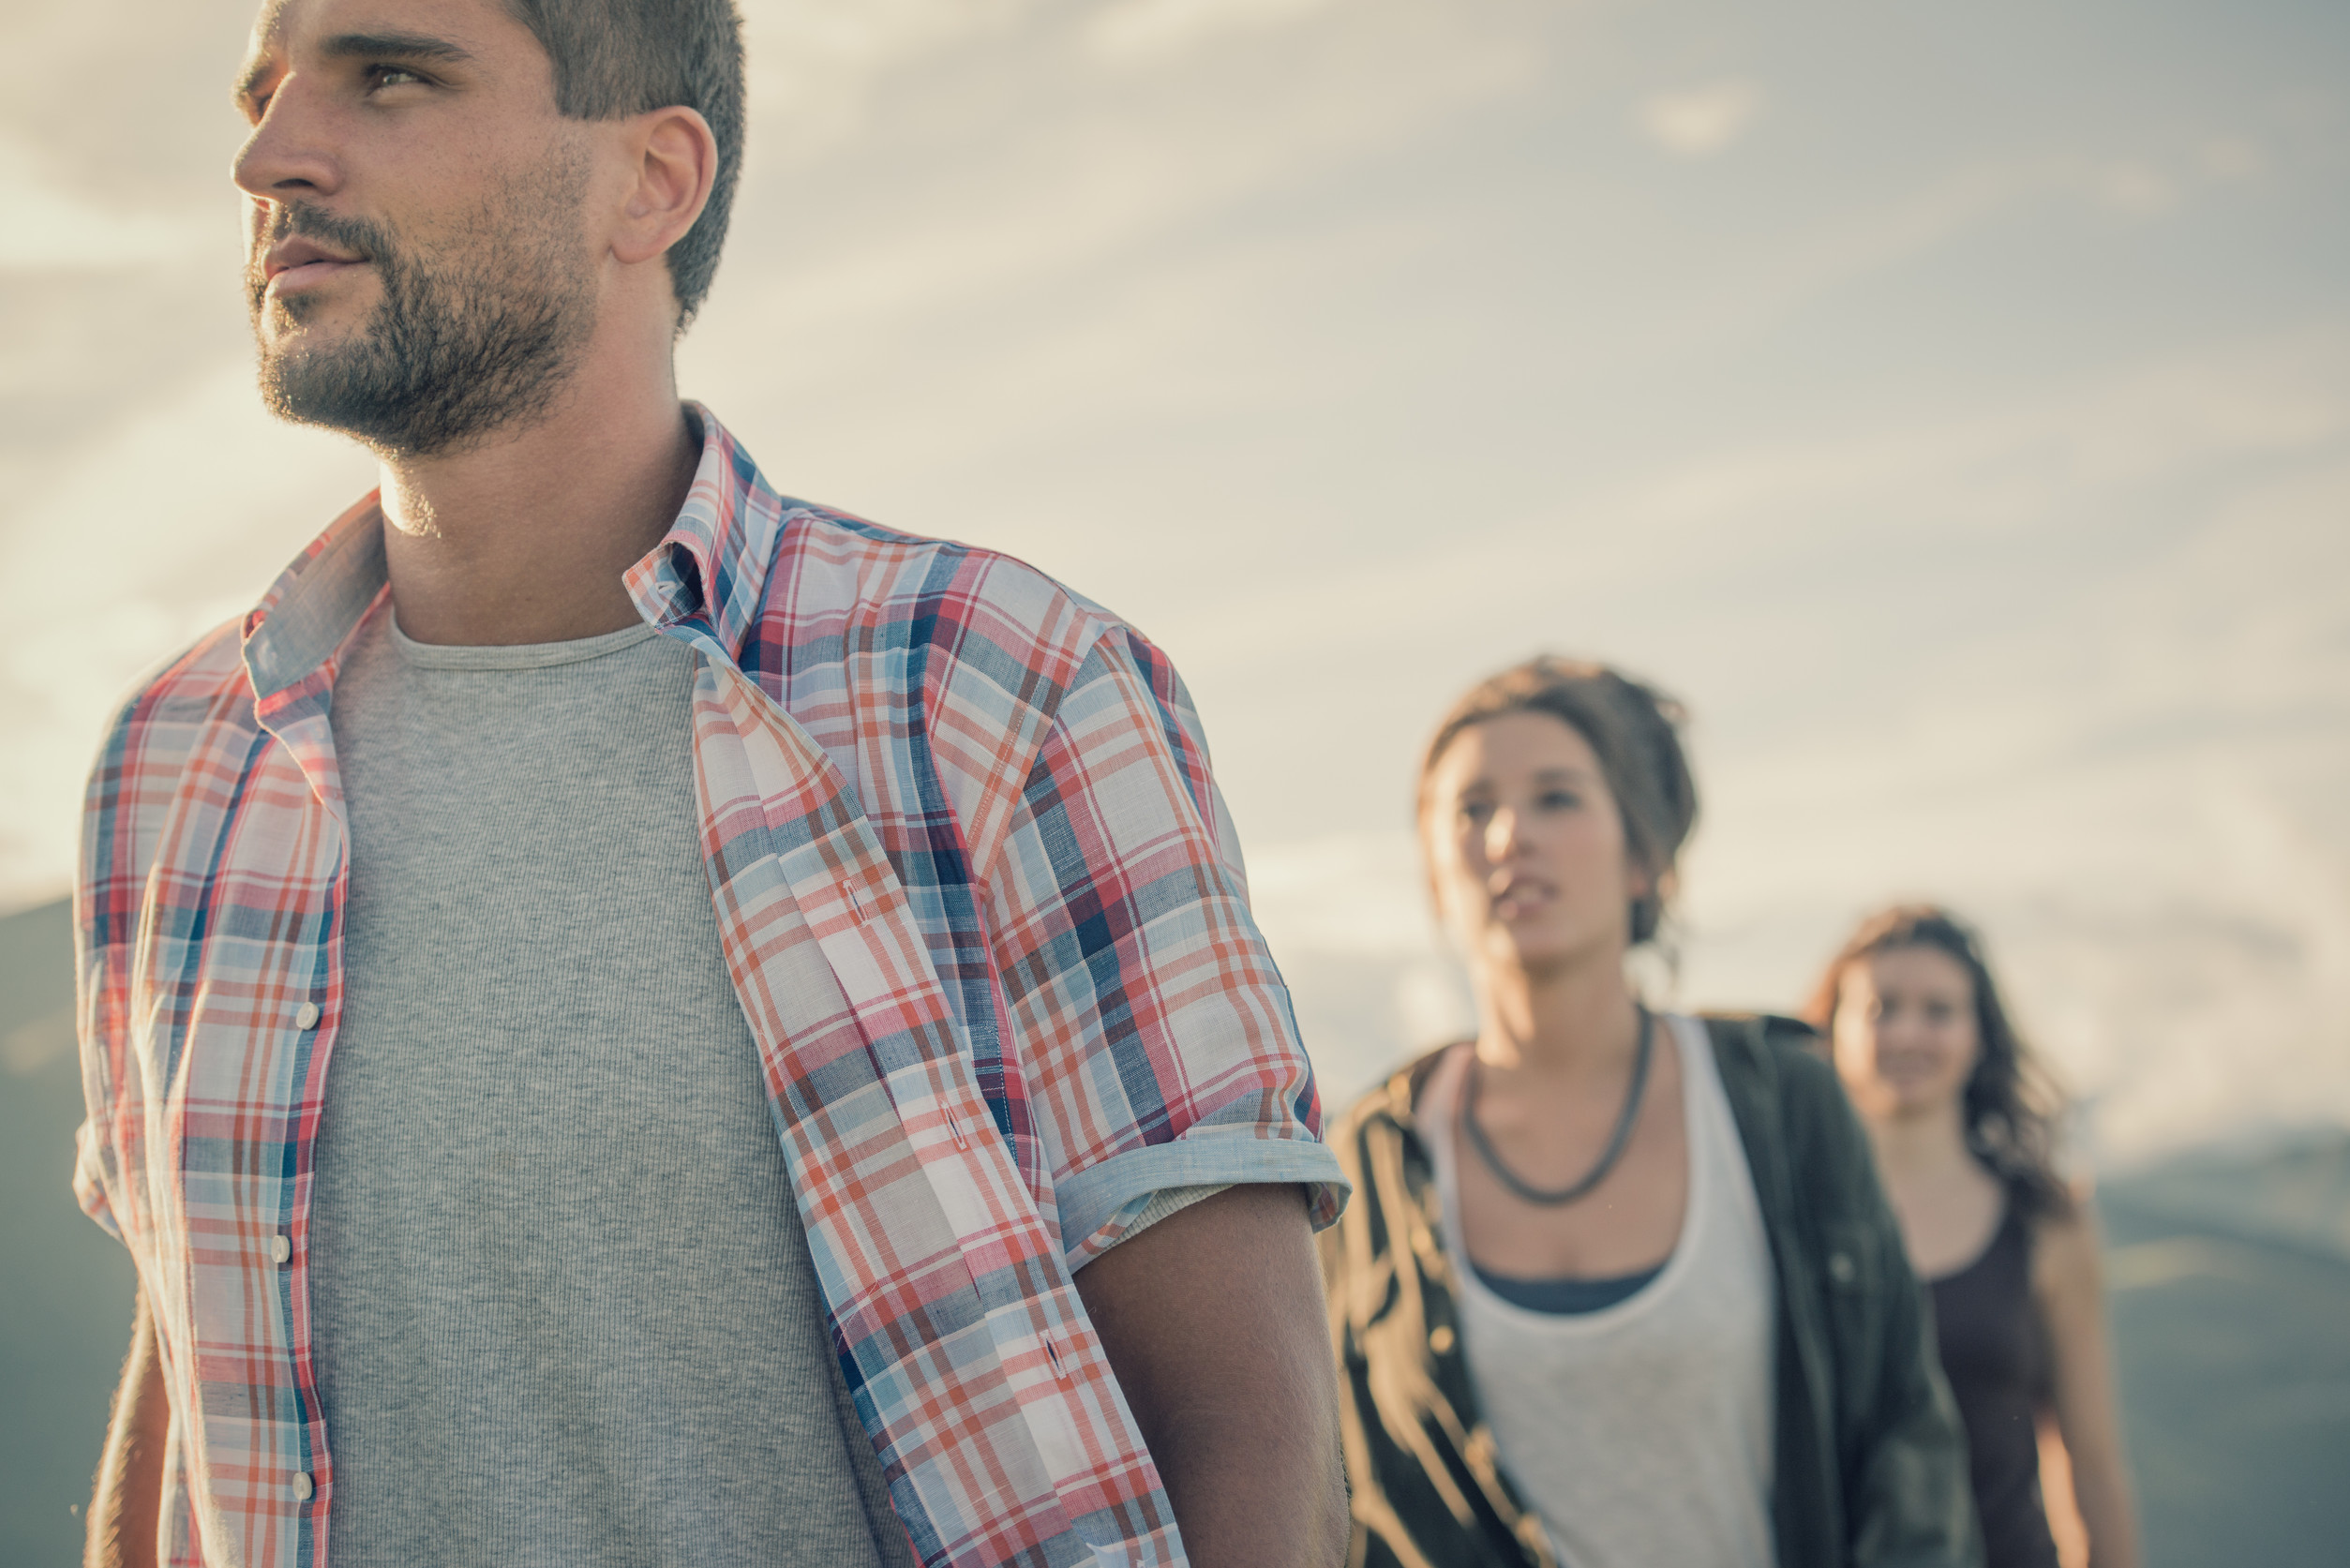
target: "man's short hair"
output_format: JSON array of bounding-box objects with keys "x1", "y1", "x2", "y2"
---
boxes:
[{"x1": 502, "y1": 0, "x2": 745, "y2": 328}]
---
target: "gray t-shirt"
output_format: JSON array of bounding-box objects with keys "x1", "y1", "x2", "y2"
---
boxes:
[{"x1": 310, "y1": 609, "x2": 914, "y2": 1568}]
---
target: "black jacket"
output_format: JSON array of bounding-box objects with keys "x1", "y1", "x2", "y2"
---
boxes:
[{"x1": 1319, "y1": 1013, "x2": 1983, "y2": 1568}]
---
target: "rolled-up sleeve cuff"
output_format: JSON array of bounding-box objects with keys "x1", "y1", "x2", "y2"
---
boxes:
[{"x1": 1058, "y1": 1135, "x2": 1350, "y2": 1269}]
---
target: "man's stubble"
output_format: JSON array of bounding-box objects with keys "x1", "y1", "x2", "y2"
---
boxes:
[{"x1": 248, "y1": 152, "x2": 599, "y2": 460}]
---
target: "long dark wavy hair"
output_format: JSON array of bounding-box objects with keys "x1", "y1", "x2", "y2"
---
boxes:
[{"x1": 1804, "y1": 903, "x2": 2073, "y2": 1219}]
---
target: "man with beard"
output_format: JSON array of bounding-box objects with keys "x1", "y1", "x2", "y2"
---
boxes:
[{"x1": 71, "y1": 3, "x2": 1349, "y2": 1566}]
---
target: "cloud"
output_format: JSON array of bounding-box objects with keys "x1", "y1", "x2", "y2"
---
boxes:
[
  {"x1": 737, "y1": 0, "x2": 1046, "y2": 163},
  {"x1": 1640, "y1": 159, "x2": 2048, "y2": 354},
  {"x1": 3, "y1": 1007, "x2": 73, "y2": 1076},
  {"x1": 1624, "y1": 138, "x2": 2321, "y2": 369},
  {"x1": 1136, "y1": 326, "x2": 2350, "y2": 706},
  {"x1": 2198, "y1": 137, "x2": 2265, "y2": 181},
  {"x1": 0, "y1": 0, "x2": 265, "y2": 213},
  {"x1": 0, "y1": 134, "x2": 211, "y2": 271},
  {"x1": 682, "y1": 0, "x2": 1536, "y2": 490},
  {"x1": 1085, "y1": 0, "x2": 1341, "y2": 66},
  {"x1": 1, "y1": 0, "x2": 2344, "y2": 1164},
  {"x1": 2097, "y1": 160, "x2": 2179, "y2": 217},
  {"x1": 1224, "y1": 329, "x2": 2350, "y2": 1152},
  {"x1": 1248, "y1": 830, "x2": 1433, "y2": 958},
  {"x1": 1639, "y1": 79, "x2": 1762, "y2": 157}
]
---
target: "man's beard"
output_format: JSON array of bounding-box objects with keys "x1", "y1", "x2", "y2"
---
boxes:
[{"x1": 248, "y1": 163, "x2": 597, "y2": 460}]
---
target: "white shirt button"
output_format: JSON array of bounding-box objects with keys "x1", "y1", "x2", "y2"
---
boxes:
[
  {"x1": 294, "y1": 1001, "x2": 322, "y2": 1030},
  {"x1": 292, "y1": 1471, "x2": 314, "y2": 1501},
  {"x1": 269, "y1": 1234, "x2": 292, "y2": 1265}
]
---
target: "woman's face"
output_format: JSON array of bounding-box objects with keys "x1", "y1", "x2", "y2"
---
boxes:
[
  {"x1": 1832, "y1": 944, "x2": 1982, "y2": 1123},
  {"x1": 1422, "y1": 711, "x2": 1649, "y2": 980}
]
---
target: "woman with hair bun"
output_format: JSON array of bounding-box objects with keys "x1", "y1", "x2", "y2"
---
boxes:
[
  {"x1": 1322, "y1": 657, "x2": 1979, "y2": 1568},
  {"x1": 1809, "y1": 907, "x2": 2140, "y2": 1568}
]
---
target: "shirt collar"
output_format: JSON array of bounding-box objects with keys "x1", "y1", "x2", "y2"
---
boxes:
[
  {"x1": 240, "y1": 402, "x2": 779, "y2": 703},
  {"x1": 241, "y1": 496, "x2": 390, "y2": 706},
  {"x1": 623, "y1": 401, "x2": 786, "y2": 673}
]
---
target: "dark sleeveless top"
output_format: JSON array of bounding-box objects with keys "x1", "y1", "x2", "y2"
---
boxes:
[{"x1": 1928, "y1": 1198, "x2": 2058, "y2": 1568}]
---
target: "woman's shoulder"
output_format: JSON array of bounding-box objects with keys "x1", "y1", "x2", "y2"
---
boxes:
[
  {"x1": 1331, "y1": 1044, "x2": 1458, "y2": 1146},
  {"x1": 1697, "y1": 1010, "x2": 1885, "y2": 1199},
  {"x1": 2024, "y1": 1182, "x2": 2099, "y2": 1276},
  {"x1": 1697, "y1": 1008, "x2": 1825, "y2": 1051},
  {"x1": 1696, "y1": 1010, "x2": 1838, "y2": 1105}
]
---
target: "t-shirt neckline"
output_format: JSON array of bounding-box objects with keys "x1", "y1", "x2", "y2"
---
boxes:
[{"x1": 387, "y1": 610, "x2": 662, "y2": 672}]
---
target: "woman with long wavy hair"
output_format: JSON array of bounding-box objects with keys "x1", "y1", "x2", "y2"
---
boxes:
[
  {"x1": 1806, "y1": 906, "x2": 2139, "y2": 1568},
  {"x1": 1320, "y1": 658, "x2": 1979, "y2": 1568}
]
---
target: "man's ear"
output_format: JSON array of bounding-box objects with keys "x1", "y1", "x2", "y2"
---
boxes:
[{"x1": 609, "y1": 105, "x2": 717, "y2": 268}]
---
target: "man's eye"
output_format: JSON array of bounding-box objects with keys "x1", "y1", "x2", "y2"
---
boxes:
[
  {"x1": 1538, "y1": 790, "x2": 1580, "y2": 811},
  {"x1": 368, "y1": 65, "x2": 427, "y2": 89}
]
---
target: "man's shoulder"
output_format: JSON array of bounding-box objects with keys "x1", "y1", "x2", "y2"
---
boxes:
[
  {"x1": 764, "y1": 501, "x2": 1137, "y2": 699},
  {"x1": 775, "y1": 503, "x2": 1117, "y2": 633},
  {"x1": 97, "y1": 617, "x2": 256, "y2": 759},
  {"x1": 79, "y1": 617, "x2": 255, "y2": 901}
]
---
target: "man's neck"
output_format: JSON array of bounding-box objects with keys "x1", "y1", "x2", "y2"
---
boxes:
[{"x1": 377, "y1": 379, "x2": 699, "y2": 648}]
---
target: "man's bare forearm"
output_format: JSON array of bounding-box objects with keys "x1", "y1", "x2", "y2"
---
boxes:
[
  {"x1": 1074, "y1": 1184, "x2": 1348, "y2": 1568},
  {"x1": 87, "y1": 1282, "x2": 168, "y2": 1568}
]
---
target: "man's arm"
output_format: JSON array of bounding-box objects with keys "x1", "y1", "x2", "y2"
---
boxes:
[
  {"x1": 86, "y1": 1280, "x2": 168, "y2": 1568},
  {"x1": 1074, "y1": 1184, "x2": 1348, "y2": 1568}
]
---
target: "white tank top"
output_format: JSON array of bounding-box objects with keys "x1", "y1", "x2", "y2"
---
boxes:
[{"x1": 1425, "y1": 1013, "x2": 1778, "y2": 1568}]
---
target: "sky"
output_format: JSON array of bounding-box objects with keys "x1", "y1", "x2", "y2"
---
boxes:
[{"x1": 2, "y1": 0, "x2": 2345, "y2": 1163}]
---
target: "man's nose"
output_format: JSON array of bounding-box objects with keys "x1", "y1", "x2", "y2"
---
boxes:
[{"x1": 232, "y1": 76, "x2": 343, "y2": 203}]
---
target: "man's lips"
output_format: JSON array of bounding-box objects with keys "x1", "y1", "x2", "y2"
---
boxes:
[
  {"x1": 262, "y1": 239, "x2": 370, "y2": 293},
  {"x1": 270, "y1": 258, "x2": 367, "y2": 292}
]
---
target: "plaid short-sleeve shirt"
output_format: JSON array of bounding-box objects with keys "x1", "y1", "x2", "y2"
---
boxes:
[{"x1": 72, "y1": 405, "x2": 1344, "y2": 1568}]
